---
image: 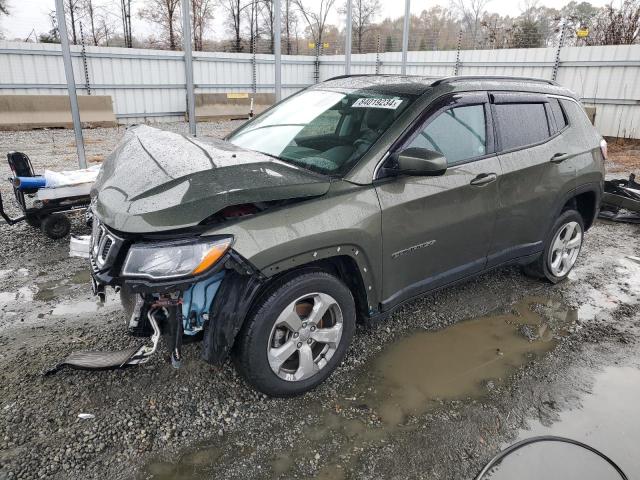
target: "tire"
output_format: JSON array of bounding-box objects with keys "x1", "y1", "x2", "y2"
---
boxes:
[
  {"x1": 524, "y1": 209, "x2": 584, "y2": 284},
  {"x1": 25, "y1": 216, "x2": 41, "y2": 228},
  {"x1": 41, "y1": 213, "x2": 71, "y2": 239},
  {"x1": 233, "y1": 271, "x2": 356, "y2": 397}
]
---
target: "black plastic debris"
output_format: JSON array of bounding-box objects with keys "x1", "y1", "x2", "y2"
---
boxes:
[{"x1": 599, "y1": 174, "x2": 640, "y2": 224}]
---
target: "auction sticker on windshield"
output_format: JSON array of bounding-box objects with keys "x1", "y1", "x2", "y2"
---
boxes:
[{"x1": 352, "y1": 98, "x2": 403, "y2": 109}]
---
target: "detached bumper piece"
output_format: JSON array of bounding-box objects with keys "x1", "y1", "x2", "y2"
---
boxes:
[
  {"x1": 599, "y1": 174, "x2": 640, "y2": 224},
  {"x1": 45, "y1": 306, "x2": 162, "y2": 375}
]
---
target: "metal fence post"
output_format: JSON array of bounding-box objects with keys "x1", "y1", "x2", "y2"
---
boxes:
[
  {"x1": 274, "y1": 0, "x2": 282, "y2": 101},
  {"x1": 55, "y1": 0, "x2": 86, "y2": 169},
  {"x1": 375, "y1": 34, "x2": 381, "y2": 74},
  {"x1": 454, "y1": 30, "x2": 462, "y2": 76},
  {"x1": 401, "y1": 0, "x2": 410, "y2": 75},
  {"x1": 314, "y1": 43, "x2": 320, "y2": 83},
  {"x1": 79, "y1": 22, "x2": 91, "y2": 95},
  {"x1": 552, "y1": 21, "x2": 567, "y2": 82},
  {"x1": 345, "y1": 0, "x2": 352, "y2": 74},
  {"x1": 251, "y1": 35, "x2": 257, "y2": 94},
  {"x1": 181, "y1": 0, "x2": 197, "y2": 136}
]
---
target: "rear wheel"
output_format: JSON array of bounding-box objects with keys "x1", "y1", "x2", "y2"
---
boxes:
[
  {"x1": 41, "y1": 213, "x2": 71, "y2": 239},
  {"x1": 524, "y1": 209, "x2": 584, "y2": 283},
  {"x1": 234, "y1": 271, "x2": 356, "y2": 397}
]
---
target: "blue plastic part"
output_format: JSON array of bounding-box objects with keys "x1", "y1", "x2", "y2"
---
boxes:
[
  {"x1": 15, "y1": 176, "x2": 46, "y2": 190},
  {"x1": 182, "y1": 271, "x2": 225, "y2": 335}
]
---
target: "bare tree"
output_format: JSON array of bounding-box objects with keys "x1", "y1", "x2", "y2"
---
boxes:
[
  {"x1": 191, "y1": 0, "x2": 215, "y2": 51},
  {"x1": 260, "y1": 0, "x2": 275, "y2": 52},
  {"x1": 139, "y1": 0, "x2": 181, "y2": 50},
  {"x1": 0, "y1": 0, "x2": 8, "y2": 16},
  {"x1": 450, "y1": 0, "x2": 491, "y2": 46},
  {"x1": 39, "y1": 11, "x2": 61, "y2": 43},
  {"x1": 243, "y1": 0, "x2": 259, "y2": 52},
  {"x1": 100, "y1": 15, "x2": 117, "y2": 46},
  {"x1": 588, "y1": 0, "x2": 640, "y2": 45},
  {"x1": 83, "y1": 0, "x2": 100, "y2": 45},
  {"x1": 293, "y1": 0, "x2": 337, "y2": 47},
  {"x1": 218, "y1": 0, "x2": 250, "y2": 51},
  {"x1": 519, "y1": 0, "x2": 540, "y2": 22},
  {"x1": 283, "y1": 0, "x2": 300, "y2": 53},
  {"x1": 341, "y1": 0, "x2": 380, "y2": 53},
  {"x1": 65, "y1": 0, "x2": 81, "y2": 44}
]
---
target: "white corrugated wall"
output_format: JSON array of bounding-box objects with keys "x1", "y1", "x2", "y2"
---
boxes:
[{"x1": 0, "y1": 41, "x2": 638, "y2": 137}]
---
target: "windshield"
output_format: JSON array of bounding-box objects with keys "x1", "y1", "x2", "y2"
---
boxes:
[{"x1": 227, "y1": 89, "x2": 416, "y2": 175}]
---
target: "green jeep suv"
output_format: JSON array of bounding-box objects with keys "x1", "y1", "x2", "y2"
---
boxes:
[{"x1": 88, "y1": 75, "x2": 605, "y2": 396}]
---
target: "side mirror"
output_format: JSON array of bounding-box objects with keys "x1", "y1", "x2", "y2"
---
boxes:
[{"x1": 395, "y1": 147, "x2": 447, "y2": 176}]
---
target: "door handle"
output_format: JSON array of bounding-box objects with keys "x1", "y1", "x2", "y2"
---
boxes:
[
  {"x1": 470, "y1": 173, "x2": 497, "y2": 186},
  {"x1": 550, "y1": 152, "x2": 570, "y2": 163}
]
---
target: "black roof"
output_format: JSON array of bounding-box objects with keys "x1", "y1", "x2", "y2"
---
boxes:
[
  {"x1": 314, "y1": 74, "x2": 569, "y2": 98},
  {"x1": 311, "y1": 75, "x2": 438, "y2": 96}
]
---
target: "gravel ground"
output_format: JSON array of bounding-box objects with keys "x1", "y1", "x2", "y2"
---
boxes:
[{"x1": 0, "y1": 123, "x2": 639, "y2": 480}]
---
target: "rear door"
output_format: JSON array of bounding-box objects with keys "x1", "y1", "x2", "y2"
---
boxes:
[
  {"x1": 375, "y1": 92, "x2": 501, "y2": 307},
  {"x1": 487, "y1": 93, "x2": 577, "y2": 267}
]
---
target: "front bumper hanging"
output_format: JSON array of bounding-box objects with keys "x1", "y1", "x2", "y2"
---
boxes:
[{"x1": 45, "y1": 307, "x2": 162, "y2": 374}]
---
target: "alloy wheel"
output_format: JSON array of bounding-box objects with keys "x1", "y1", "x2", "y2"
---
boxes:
[
  {"x1": 548, "y1": 221, "x2": 582, "y2": 277},
  {"x1": 267, "y1": 292, "x2": 343, "y2": 382}
]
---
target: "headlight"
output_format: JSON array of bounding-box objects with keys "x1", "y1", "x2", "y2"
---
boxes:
[{"x1": 122, "y1": 237, "x2": 232, "y2": 280}]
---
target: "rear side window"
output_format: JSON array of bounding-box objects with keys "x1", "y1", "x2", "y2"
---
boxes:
[
  {"x1": 494, "y1": 103, "x2": 550, "y2": 151},
  {"x1": 549, "y1": 98, "x2": 568, "y2": 132},
  {"x1": 407, "y1": 104, "x2": 487, "y2": 164}
]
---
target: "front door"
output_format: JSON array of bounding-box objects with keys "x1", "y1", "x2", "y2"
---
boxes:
[{"x1": 375, "y1": 92, "x2": 501, "y2": 308}]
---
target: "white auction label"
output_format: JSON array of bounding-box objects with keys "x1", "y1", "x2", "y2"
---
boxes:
[{"x1": 352, "y1": 98, "x2": 403, "y2": 109}]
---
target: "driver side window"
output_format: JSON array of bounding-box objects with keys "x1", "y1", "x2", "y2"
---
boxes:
[{"x1": 408, "y1": 104, "x2": 487, "y2": 165}]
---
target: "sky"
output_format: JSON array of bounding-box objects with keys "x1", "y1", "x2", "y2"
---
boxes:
[{"x1": 0, "y1": 0, "x2": 613, "y2": 43}]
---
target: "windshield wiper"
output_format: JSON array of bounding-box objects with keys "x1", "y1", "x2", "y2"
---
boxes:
[{"x1": 257, "y1": 151, "x2": 285, "y2": 162}]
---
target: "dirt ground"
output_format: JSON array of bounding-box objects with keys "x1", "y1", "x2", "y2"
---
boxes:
[
  {"x1": 605, "y1": 137, "x2": 640, "y2": 174},
  {"x1": 0, "y1": 124, "x2": 639, "y2": 480}
]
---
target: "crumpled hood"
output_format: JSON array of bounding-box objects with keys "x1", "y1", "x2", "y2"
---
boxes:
[{"x1": 92, "y1": 125, "x2": 330, "y2": 233}]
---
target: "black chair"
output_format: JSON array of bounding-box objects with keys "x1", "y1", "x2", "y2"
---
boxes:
[{"x1": 7, "y1": 151, "x2": 38, "y2": 195}]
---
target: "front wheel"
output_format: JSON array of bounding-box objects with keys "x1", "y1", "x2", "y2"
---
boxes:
[
  {"x1": 233, "y1": 271, "x2": 356, "y2": 397},
  {"x1": 524, "y1": 209, "x2": 584, "y2": 283}
]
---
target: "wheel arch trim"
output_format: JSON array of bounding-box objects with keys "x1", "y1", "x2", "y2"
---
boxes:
[
  {"x1": 553, "y1": 182, "x2": 602, "y2": 230},
  {"x1": 260, "y1": 245, "x2": 380, "y2": 316}
]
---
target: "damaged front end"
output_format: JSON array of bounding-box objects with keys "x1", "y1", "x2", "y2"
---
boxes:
[
  {"x1": 48, "y1": 125, "x2": 332, "y2": 374},
  {"x1": 49, "y1": 218, "x2": 265, "y2": 374}
]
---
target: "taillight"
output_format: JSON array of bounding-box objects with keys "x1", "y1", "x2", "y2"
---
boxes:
[{"x1": 600, "y1": 138, "x2": 608, "y2": 160}]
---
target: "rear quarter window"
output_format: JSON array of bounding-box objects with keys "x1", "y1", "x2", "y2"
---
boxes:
[
  {"x1": 494, "y1": 103, "x2": 550, "y2": 151},
  {"x1": 560, "y1": 99, "x2": 595, "y2": 130}
]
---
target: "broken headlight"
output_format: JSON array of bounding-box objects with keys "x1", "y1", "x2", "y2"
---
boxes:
[{"x1": 122, "y1": 237, "x2": 232, "y2": 280}]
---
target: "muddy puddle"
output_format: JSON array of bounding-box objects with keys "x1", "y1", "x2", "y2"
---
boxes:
[
  {"x1": 488, "y1": 364, "x2": 640, "y2": 480},
  {"x1": 144, "y1": 444, "x2": 250, "y2": 480},
  {"x1": 34, "y1": 268, "x2": 92, "y2": 302},
  {"x1": 0, "y1": 286, "x2": 35, "y2": 308},
  {"x1": 143, "y1": 296, "x2": 578, "y2": 479},
  {"x1": 1, "y1": 267, "x2": 118, "y2": 321},
  {"x1": 50, "y1": 296, "x2": 120, "y2": 316},
  {"x1": 364, "y1": 296, "x2": 575, "y2": 426}
]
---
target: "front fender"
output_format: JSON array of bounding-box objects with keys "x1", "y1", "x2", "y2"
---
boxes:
[{"x1": 203, "y1": 181, "x2": 383, "y2": 311}]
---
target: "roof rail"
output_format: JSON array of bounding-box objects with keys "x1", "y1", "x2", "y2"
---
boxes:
[
  {"x1": 325, "y1": 73, "x2": 421, "y2": 81},
  {"x1": 431, "y1": 75, "x2": 558, "y2": 86}
]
